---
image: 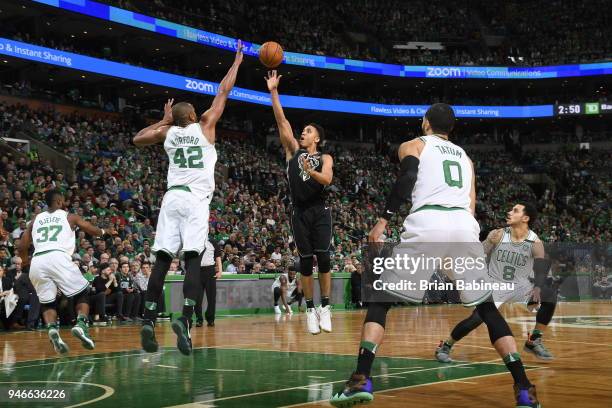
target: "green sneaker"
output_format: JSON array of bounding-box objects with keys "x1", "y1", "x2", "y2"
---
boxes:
[
  {"x1": 48, "y1": 327, "x2": 69, "y2": 354},
  {"x1": 171, "y1": 316, "x2": 192, "y2": 356},
  {"x1": 71, "y1": 321, "x2": 95, "y2": 350},
  {"x1": 524, "y1": 336, "x2": 553, "y2": 360},
  {"x1": 140, "y1": 320, "x2": 159, "y2": 353}
]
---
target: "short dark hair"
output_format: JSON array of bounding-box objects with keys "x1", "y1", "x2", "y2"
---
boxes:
[
  {"x1": 172, "y1": 102, "x2": 194, "y2": 127},
  {"x1": 425, "y1": 103, "x2": 455, "y2": 135},
  {"x1": 99, "y1": 262, "x2": 110, "y2": 272},
  {"x1": 518, "y1": 202, "x2": 538, "y2": 224},
  {"x1": 45, "y1": 189, "x2": 63, "y2": 206},
  {"x1": 307, "y1": 123, "x2": 325, "y2": 146},
  {"x1": 119, "y1": 262, "x2": 129, "y2": 268}
]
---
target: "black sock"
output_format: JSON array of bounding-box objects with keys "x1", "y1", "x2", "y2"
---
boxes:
[
  {"x1": 306, "y1": 299, "x2": 315, "y2": 309},
  {"x1": 321, "y1": 296, "x2": 330, "y2": 307},
  {"x1": 504, "y1": 353, "x2": 531, "y2": 389},
  {"x1": 356, "y1": 341, "x2": 377, "y2": 377},
  {"x1": 182, "y1": 304, "x2": 194, "y2": 320},
  {"x1": 143, "y1": 301, "x2": 158, "y2": 321}
]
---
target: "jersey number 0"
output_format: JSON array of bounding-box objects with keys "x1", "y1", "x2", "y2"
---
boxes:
[{"x1": 442, "y1": 160, "x2": 463, "y2": 188}]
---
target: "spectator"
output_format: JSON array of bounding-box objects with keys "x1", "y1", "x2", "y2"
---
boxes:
[
  {"x1": 91, "y1": 263, "x2": 126, "y2": 324},
  {"x1": 117, "y1": 262, "x2": 140, "y2": 321}
]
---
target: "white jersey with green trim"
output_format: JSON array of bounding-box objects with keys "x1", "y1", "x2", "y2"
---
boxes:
[
  {"x1": 271, "y1": 274, "x2": 298, "y2": 293},
  {"x1": 165, "y1": 122, "x2": 217, "y2": 200},
  {"x1": 31, "y1": 209, "x2": 75, "y2": 256},
  {"x1": 410, "y1": 135, "x2": 472, "y2": 213},
  {"x1": 488, "y1": 228, "x2": 538, "y2": 284}
]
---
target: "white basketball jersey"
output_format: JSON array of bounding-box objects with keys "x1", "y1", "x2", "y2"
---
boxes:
[
  {"x1": 165, "y1": 123, "x2": 217, "y2": 200},
  {"x1": 410, "y1": 135, "x2": 473, "y2": 213},
  {"x1": 271, "y1": 274, "x2": 298, "y2": 293},
  {"x1": 32, "y1": 209, "x2": 75, "y2": 256},
  {"x1": 201, "y1": 240, "x2": 215, "y2": 267},
  {"x1": 489, "y1": 228, "x2": 538, "y2": 283}
]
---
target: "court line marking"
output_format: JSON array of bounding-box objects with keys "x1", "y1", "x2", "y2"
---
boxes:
[
  {"x1": 288, "y1": 370, "x2": 336, "y2": 372},
  {"x1": 156, "y1": 364, "x2": 178, "y2": 369},
  {"x1": 278, "y1": 366, "x2": 549, "y2": 408},
  {"x1": 0, "y1": 380, "x2": 114, "y2": 408},
  {"x1": 190, "y1": 358, "x2": 526, "y2": 405},
  {"x1": 448, "y1": 380, "x2": 478, "y2": 384},
  {"x1": 388, "y1": 367, "x2": 423, "y2": 369},
  {"x1": 204, "y1": 345, "x2": 508, "y2": 366},
  {"x1": 307, "y1": 376, "x2": 326, "y2": 379},
  {"x1": 1, "y1": 351, "x2": 164, "y2": 371},
  {"x1": 206, "y1": 369, "x2": 245, "y2": 372}
]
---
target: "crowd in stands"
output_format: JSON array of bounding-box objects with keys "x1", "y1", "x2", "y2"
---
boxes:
[
  {"x1": 105, "y1": 0, "x2": 612, "y2": 66},
  {"x1": 0, "y1": 93, "x2": 610, "y2": 329}
]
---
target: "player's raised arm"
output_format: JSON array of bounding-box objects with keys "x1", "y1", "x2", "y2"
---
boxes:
[
  {"x1": 265, "y1": 70, "x2": 299, "y2": 160},
  {"x1": 482, "y1": 228, "x2": 503, "y2": 256},
  {"x1": 200, "y1": 40, "x2": 244, "y2": 141},
  {"x1": 18, "y1": 220, "x2": 34, "y2": 267},
  {"x1": 133, "y1": 99, "x2": 174, "y2": 146}
]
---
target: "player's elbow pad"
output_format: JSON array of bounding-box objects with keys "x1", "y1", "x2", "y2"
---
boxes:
[
  {"x1": 533, "y1": 258, "x2": 551, "y2": 288},
  {"x1": 382, "y1": 156, "x2": 419, "y2": 220}
]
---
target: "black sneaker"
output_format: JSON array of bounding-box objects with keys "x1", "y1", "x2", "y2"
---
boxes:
[
  {"x1": 207, "y1": 321, "x2": 215, "y2": 327},
  {"x1": 195, "y1": 320, "x2": 204, "y2": 327},
  {"x1": 140, "y1": 320, "x2": 159, "y2": 353},
  {"x1": 171, "y1": 316, "x2": 192, "y2": 356}
]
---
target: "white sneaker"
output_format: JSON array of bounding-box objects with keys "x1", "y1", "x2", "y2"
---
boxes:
[
  {"x1": 318, "y1": 305, "x2": 332, "y2": 333},
  {"x1": 274, "y1": 305, "x2": 282, "y2": 315},
  {"x1": 306, "y1": 308, "x2": 321, "y2": 335}
]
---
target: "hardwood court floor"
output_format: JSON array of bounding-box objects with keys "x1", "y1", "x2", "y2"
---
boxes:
[{"x1": 0, "y1": 301, "x2": 610, "y2": 407}]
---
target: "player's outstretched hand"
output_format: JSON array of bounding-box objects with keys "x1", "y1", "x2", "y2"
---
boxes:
[
  {"x1": 368, "y1": 219, "x2": 387, "y2": 243},
  {"x1": 162, "y1": 98, "x2": 174, "y2": 124},
  {"x1": 234, "y1": 40, "x2": 244, "y2": 65},
  {"x1": 265, "y1": 70, "x2": 282, "y2": 92},
  {"x1": 530, "y1": 286, "x2": 542, "y2": 304}
]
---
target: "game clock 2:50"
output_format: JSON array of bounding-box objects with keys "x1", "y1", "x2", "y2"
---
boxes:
[{"x1": 556, "y1": 103, "x2": 582, "y2": 115}]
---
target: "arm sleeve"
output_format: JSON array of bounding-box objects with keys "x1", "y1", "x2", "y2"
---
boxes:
[
  {"x1": 381, "y1": 156, "x2": 420, "y2": 220},
  {"x1": 533, "y1": 258, "x2": 551, "y2": 288}
]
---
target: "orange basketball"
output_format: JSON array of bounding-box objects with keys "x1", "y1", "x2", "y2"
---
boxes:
[{"x1": 258, "y1": 41, "x2": 284, "y2": 68}]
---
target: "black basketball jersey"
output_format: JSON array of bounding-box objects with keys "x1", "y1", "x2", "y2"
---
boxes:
[{"x1": 286, "y1": 149, "x2": 328, "y2": 208}]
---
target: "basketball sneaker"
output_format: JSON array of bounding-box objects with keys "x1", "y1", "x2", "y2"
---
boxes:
[
  {"x1": 171, "y1": 316, "x2": 193, "y2": 355},
  {"x1": 140, "y1": 320, "x2": 159, "y2": 353},
  {"x1": 524, "y1": 334, "x2": 554, "y2": 360},
  {"x1": 48, "y1": 326, "x2": 69, "y2": 354},
  {"x1": 274, "y1": 305, "x2": 282, "y2": 314},
  {"x1": 306, "y1": 307, "x2": 321, "y2": 335},
  {"x1": 318, "y1": 305, "x2": 332, "y2": 332},
  {"x1": 71, "y1": 319, "x2": 95, "y2": 350},
  {"x1": 435, "y1": 340, "x2": 453, "y2": 363},
  {"x1": 514, "y1": 384, "x2": 541, "y2": 408},
  {"x1": 330, "y1": 373, "x2": 374, "y2": 407}
]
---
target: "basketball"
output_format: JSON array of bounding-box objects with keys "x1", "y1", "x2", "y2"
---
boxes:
[{"x1": 259, "y1": 41, "x2": 284, "y2": 68}]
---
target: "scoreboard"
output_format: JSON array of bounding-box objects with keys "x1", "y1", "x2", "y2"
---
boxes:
[{"x1": 556, "y1": 102, "x2": 612, "y2": 116}]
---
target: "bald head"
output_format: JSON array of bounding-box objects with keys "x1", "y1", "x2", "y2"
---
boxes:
[{"x1": 172, "y1": 102, "x2": 196, "y2": 127}]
